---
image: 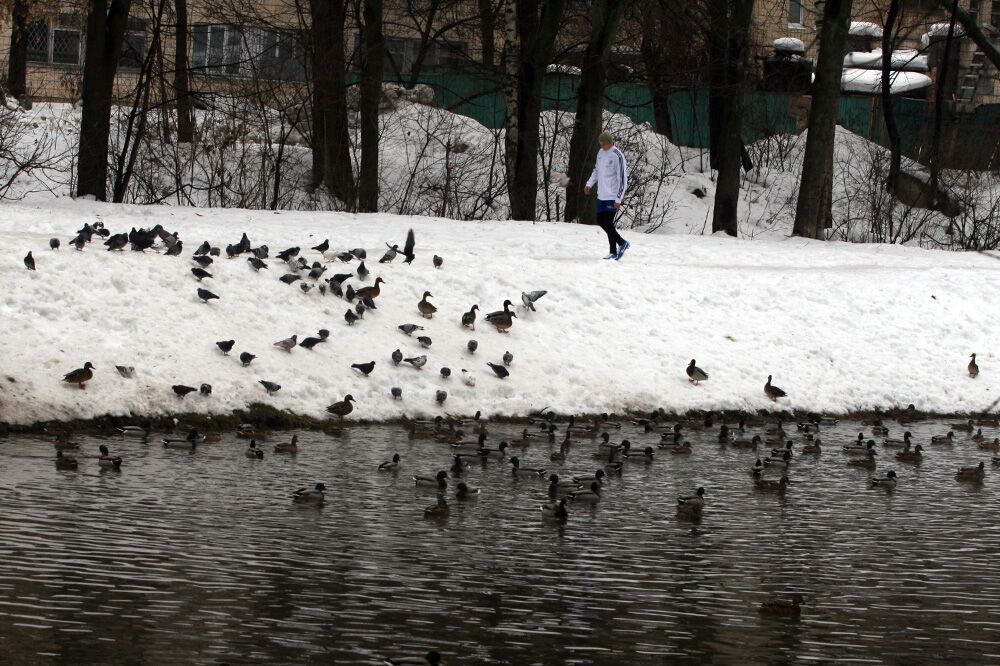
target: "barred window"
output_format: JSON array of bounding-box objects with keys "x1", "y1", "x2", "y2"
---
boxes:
[
  {"x1": 192, "y1": 23, "x2": 304, "y2": 81},
  {"x1": 26, "y1": 20, "x2": 49, "y2": 62},
  {"x1": 51, "y1": 27, "x2": 81, "y2": 64}
]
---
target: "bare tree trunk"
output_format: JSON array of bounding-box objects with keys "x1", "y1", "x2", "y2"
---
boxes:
[
  {"x1": 358, "y1": 0, "x2": 385, "y2": 213},
  {"x1": 404, "y1": 3, "x2": 439, "y2": 88},
  {"x1": 930, "y1": 0, "x2": 959, "y2": 213},
  {"x1": 77, "y1": 0, "x2": 134, "y2": 201},
  {"x1": 112, "y1": 0, "x2": 166, "y2": 202},
  {"x1": 709, "y1": 0, "x2": 755, "y2": 236},
  {"x1": 639, "y1": 1, "x2": 673, "y2": 141},
  {"x1": 792, "y1": 0, "x2": 854, "y2": 239},
  {"x1": 174, "y1": 0, "x2": 193, "y2": 143},
  {"x1": 880, "y1": 0, "x2": 902, "y2": 194},
  {"x1": 478, "y1": 0, "x2": 495, "y2": 67},
  {"x1": 508, "y1": 0, "x2": 567, "y2": 221},
  {"x1": 564, "y1": 0, "x2": 626, "y2": 223},
  {"x1": 309, "y1": 0, "x2": 355, "y2": 206},
  {"x1": 7, "y1": 0, "x2": 30, "y2": 100},
  {"x1": 501, "y1": 0, "x2": 519, "y2": 197}
]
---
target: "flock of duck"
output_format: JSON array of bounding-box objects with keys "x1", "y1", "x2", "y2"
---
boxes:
[{"x1": 29, "y1": 220, "x2": 546, "y2": 408}]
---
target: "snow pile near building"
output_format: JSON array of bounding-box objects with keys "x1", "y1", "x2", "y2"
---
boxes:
[{"x1": 1, "y1": 199, "x2": 997, "y2": 426}]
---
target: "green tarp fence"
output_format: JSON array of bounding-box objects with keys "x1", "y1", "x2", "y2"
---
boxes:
[{"x1": 388, "y1": 71, "x2": 1000, "y2": 165}]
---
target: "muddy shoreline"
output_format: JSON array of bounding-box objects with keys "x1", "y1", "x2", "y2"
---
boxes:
[{"x1": 1, "y1": 402, "x2": 995, "y2": 436}]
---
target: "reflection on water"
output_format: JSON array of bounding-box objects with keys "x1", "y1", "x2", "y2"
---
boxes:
[{"x1": 1, "y1": 419, "x2": 999, "y2": 664}]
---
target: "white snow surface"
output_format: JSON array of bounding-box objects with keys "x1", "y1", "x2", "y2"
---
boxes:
[
  {"x1": 1, "y1": 199, "x2": 997, "y2": 425},
  {"x1": 850, "y1": 22, "x2": 883, "y2": 38},
  {"x1": 843, "y1": 49, "x2": 929, "y2": 72},
  {"x1": 842, "y1": 68, "x2": 933, "y2": 94},
  {"x1": 773, "y1": 38, "x2": 806, "y2": 53}
]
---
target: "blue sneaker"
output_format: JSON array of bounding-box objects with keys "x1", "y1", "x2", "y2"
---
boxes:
[
  {"x1": 603, "y1": 253, "x2": 617, "y2": 260},
  {"x1": 614, "y1": 240, "x2": 631, "y2": 260}
]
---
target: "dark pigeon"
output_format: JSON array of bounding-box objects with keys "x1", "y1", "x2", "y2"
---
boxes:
[
  {"x1": 49, "y1": 238, "x2": 60, "y2": 250},
  {"x1": 23, "y1": 251, "x2": 34, "y2": 270},
  {"x1": 248, "y1": 257, "x2": 268, "y2": 271},
  {"x1": 345, "y1": 309, "x2": 359, "y2": 325},
  {"x1": 392, "y1": 349, "x2": 403, "y2": 365},
  {"x1": 352, "y1": 361, "x2": 376, "y2": 376},
  {"x1": 488, "y1": 362, "x2": 510, "y2": 379},
  {"x1": 433, "y1": 255, "x2": 443, "y2": 269},
  {"x1": 194, "y1": 241, "x2": 211, "y2": 256},
  {"x1": 191, "y1": 267, "x2": 213, "y2": 281},
  {"x1": 239, "y1": 352, "x2": 255, "y2": 367},
  {"x1": 312, "y1": 239, "x2": 329, "y2": 253},
  {"x1": 197, "y1": 288, "x2": 219, "y2": 303},
  {"x1": 216, "y1": 340, "x2": 235, "y2": 355},
  {"x1": 279, "y1": 274, "x2": 301, "y2": 285},
  {"x1": 172, "y1": 385, "x2": 197, "y2": 398}
]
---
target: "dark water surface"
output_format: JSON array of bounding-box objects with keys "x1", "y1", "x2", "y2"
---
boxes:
[{"x1": 1, "y1": 419, "x2": 999, "y2": 665}]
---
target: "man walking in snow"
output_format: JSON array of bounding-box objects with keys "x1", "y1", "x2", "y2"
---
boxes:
[{"x1": 584, "y1": 131, "x2": 630, "y2": 260}]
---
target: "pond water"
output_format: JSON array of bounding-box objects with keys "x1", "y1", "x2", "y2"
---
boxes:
[{"x1": 1, "y1": 418, "x2": 999, "y2": 665}]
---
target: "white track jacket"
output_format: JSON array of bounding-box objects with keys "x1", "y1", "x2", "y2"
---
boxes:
[{"x1": 586, "y1": 146, "x2": 628, "y2": 203}]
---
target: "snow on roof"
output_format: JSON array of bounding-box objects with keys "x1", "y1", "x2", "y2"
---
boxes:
[
  {"x1": 849, "y1": 21, "x2": 883, "y2": 38},
  {"x1": 841, "y1": 68, "x2": 932, "y2": 95},
  {"x1": 921, "y1": 22, "x2": 966, "y2": 46},
  {"x1": 773, "y1": 37, "x2": 805, "y2": 53},
  {"x1": 844, "y1": 49, "x2": 929, "y2": 72},
  {"x1": 546, "y1": 64, "x2": 581, "y2": 76}
]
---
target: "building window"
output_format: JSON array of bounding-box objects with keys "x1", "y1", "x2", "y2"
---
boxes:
[
  {"x1": 383, "y1": 37, "x2": 468, "y2": 74},
  {"x1": 26, "y1": 18, "x2": 83, "y2": 66},
  {"x1": 192, "y1": 23, "x2": 304, "y2": 81},
  {"x1": 789, "y1": 0, "x2": 804, "y2": 26},
  {"x1": 26, "y1": 20, "x2": 49, "y2": 62},
  {"x1": 119, "y1": 19, "x2": 148, "y2": 69}
]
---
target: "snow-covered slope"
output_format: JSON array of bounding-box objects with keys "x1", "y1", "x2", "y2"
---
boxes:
[{"x1": 1, "y1": 199, "x2": 996, "y2": 425}]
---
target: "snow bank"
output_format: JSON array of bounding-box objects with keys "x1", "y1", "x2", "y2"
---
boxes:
[
  {"x1": 1, "y1": 199, "x2": 997, "y2": 426},
  {"x1": 842, "y1": 68, "x2": 932, "y2": 95}
]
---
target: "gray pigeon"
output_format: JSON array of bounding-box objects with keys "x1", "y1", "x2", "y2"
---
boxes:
[
  {"x1": 115, "y1": 365, "x2": 135, "y2": 378},
  {"x1": 404, "y1": 355, "x2": 427, "y2": 369},
  {"x1": 398, "y1": 324, "x2": 423, "y2": 336},
  {"x1": 351, "y1": 248, "x2": 367, "y2": 260},
  {"x1": 488, "y1": 362, "x2": 509, "y2": 379},
  {"x1": 380, "y1": 245, "x2": 398, "y2": 263},
  {"x1": 418, "y1": 336, "x2": 432, "y2": 349},
  {"x1": 467, "y1": 340, "x2": 478, "y2": 354},
  {"x1": 274, "y1": 335, "x2": 298, "y2": 352},
  {"x1": 391, "y1": 386, "x2": 403, "y2": 399},
  {"x1": 260, "y1": 380, "x2": 281, "y2": 394},
  {"x1": 279, "y1": 273, "x2": 301, "y2": 285},
  {"x1": 247, "y1": 257, "x2": 268, "y2": 271},
  {"x1": 436, "y1": 390, "x2": 447, "y2": 405},
  {"x1": 392, "y1": 349, "x2": 403, "y2": 365},
  {"x1": 357, "y1": 261, "x2": 369, "y2": 280},
  {"x1": 521, "y1": 290, "x2": 547, "y2": 312},
  {"x1": 503, "y1": 351, "x2": 514, "y2": 366},
  {"x1": 345, "y1": 309, "x2": 359, "y2": 325},
  {"x1": 300, "y1": 283, "x2": 313, "y2": 293},
  {"x1": 194, "y1": 241, "x2": 211, "y2": 256}
]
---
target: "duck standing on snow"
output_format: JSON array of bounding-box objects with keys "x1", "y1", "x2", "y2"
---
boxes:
[
  {"x1": 462, "y1": 305, "x2": 479, "y2": 330},
  {"x1": 327, "y1": 394, "x2": 355, "y2": 419},
  {"x1": 764, "y1": 375, "x2": 787, "y2": 401},
  {"x1": 485, "y1": 301, "x2": 516, "y2": 333},
  {"x1": 417, "y1": 292, "x2": 437, "y2": 319},
  {"x1": 686, "y1": 360, "x2": 708, "y2": 385},
  {"x1": 969, "y1": 353, "x2": 979, "y2": 378},
  {"x1": 62, "y1": 362, "x2": 95, "y2": 389}
]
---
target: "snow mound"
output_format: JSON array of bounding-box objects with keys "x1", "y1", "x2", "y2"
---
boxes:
[{"x1": 1, "y1": 200, "x2": 997, "y2": 425}]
